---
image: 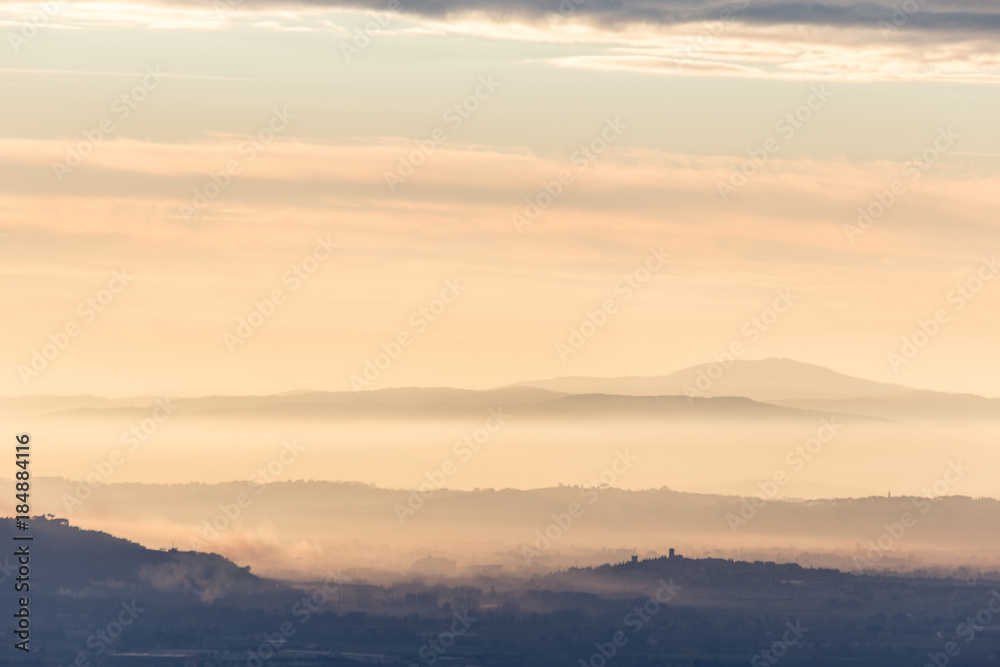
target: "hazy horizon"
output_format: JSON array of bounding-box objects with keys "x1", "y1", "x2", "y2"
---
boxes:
[{"x1": 4, "y1": 355, "x2": 998, "y2": 399}]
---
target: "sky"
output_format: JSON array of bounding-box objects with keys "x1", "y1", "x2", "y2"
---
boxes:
[{"x1": 2, "y1": 0, "x2": 1000, "y2": 398}]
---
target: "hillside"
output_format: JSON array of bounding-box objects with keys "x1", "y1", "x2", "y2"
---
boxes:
[{"x1": 0, "y1": 516, "x2": 282, "y2": 603}]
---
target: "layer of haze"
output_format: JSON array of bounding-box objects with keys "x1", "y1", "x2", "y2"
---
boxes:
[{"x1": 4, "y1": 360, "x2": 997, "y2": 497}]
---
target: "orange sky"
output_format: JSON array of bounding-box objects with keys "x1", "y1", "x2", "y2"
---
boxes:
[{"x1": 2, "y1": 1, "x2": 999, "y2": 398}]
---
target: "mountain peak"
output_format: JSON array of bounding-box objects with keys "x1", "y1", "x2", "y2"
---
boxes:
[{"x1": 510, "y1": 358, "x2": 912, "y2": 402}]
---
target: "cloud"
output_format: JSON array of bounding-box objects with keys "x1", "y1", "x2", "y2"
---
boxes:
[
  {"x1": 3, "y1": 0, "x2": 1000, "y2": 37},
  {"x1": 547, "y1": 39, "x2": 1000, "y2": 82},
  {"x1": 26, "y1": 0, "x2": 998, "y2": 35},
  {"x1": 1, "y1": 134, "x2": 997, "y2": 255},
  {"x1": 548, "y1": 55, "x2": 772, "y2": 78},
  {"x1": 2, "y1": 134, "x2": 998, "y2": 397},
  {"x1": 4, "y1": 0, "x2": 999, "y2": 83}
]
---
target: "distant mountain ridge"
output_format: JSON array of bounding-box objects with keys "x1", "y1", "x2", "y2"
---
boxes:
[
  {"x1": 1, "y1": 359, "x2": 996, "y2": 422},
  {"x1": 507, "y1": 358, "x2": 911, "y2": 401},
  {"x1": 507, "y1": 359, "x2": 999, "y2": 421},
  {"x1": 0, "y1": 390, "x2": 873, "y2": 424}
]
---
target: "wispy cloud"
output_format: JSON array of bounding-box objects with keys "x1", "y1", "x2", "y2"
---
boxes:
[
  {"x1": 16, "y1": 0, "x2": 997, "y2": 34},
  {"x1": 547, "y1": 39, "x2": 1000, "y2": 82}
]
